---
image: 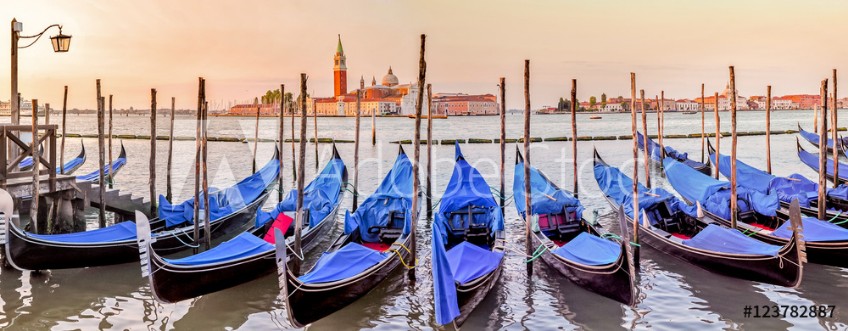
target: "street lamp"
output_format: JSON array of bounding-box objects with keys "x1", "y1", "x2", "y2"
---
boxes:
[{"x1": 11, "y1": 18, "x2": 71, "y2": 125}]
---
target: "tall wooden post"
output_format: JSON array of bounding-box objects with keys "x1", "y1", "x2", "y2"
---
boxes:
[
  {"x1": 499, "y1": 78, "x2": 506, "y2": 213},
  {"x1": 202, "y1": 101, "x2": 211, "y2": 250},
  {"x1": 409, "y1": 34, "x2": 427, "y2": 280},
  {"x1": 60, "y1": 86, "x2": 68, "y2": 174},
  {"x1": 97, "y1": 80, "x2": 106, "y2": 228},
  {"x1": 353, "y1": 89, "x2": 361, "y2": 210},
  {"x1": 819, "y1": 79, "x2": 829, "y2": 220},
  {"x1": 426, "y1": 83, "x2": 434, "y2": 220},
  {"x1": 640, "y1": 89, "x2": 650, "y2": 188},
  {"x1": 284, "y1": 84, "x2": 286, "y2": 202},
  {"x1": 714, "y1": 92, "x2": 720, "y2": 179},
  {"x1": 193, "y1": 78, "x2": 204, "y2": 246},
  {"x1": 371, "y1": 107, "x2": 376, "y2": 146},
  {"x1": 766, "y1": 86, "x2": 772, "y2": 174},
  {"x1": 253, "y1": 103, "x2": 260, "y2": 173},
  {"x1": 149, "y1": 89, "x2": 157, "y2": 215},
  {"x1": 814, "y1": 105, "x2": 819, "y2": 134},
  {"x1": 167, "y1": 97, "x2": 175, "y2": 201},
  {"x1": 629, "y1": 73, "x2": 639, "y2": 258},
  {"x1": 523, "y1": 59, "x2": 533, "y2": 276},
  {"x1": 108, "y1": 95, "x2": 113, "y2": 188},
  {"x1": 729, "y1": 66, "x2": 737, "y2": 229},
  {"x1": 294, "y1": 73, "x2": 308, "y2": 275},
  {"x1": 700, "y1": 84, "x2": 705, "y2": 163},
  {"x1": 290, "y1": 100, "x2": 297, "y2": 181},
  {"x1": 833, "y1": 69, "x2": 839, "y2": 187},
  {"x1": 571, "y1": 79, "x2": 578, "y2": 197},
  {"x1": 44, "y1": 104, "x2": 50, "y2": 124},
  {"x1": 31, "y1": 99, "x2": 40, "y2": 232},
  {"x1": 313, "y1": 101, "x2": 319, "y2": 171},
  {"x1": 659, "y1": 91, "x2": 665, "y2": 158}
]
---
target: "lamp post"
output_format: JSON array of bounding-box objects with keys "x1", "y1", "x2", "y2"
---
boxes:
[{"x1": 10, "y1": 18, "x2": 71, "y2": 125}]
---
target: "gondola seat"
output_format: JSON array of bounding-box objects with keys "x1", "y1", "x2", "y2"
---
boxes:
[
  {"x1": 447, "y1": 206, "x2": 489, "y2": 243},
  {"x1": 538, "y1": 208, "x2": 581, "y2": 237},
  {"x1": 377, "y1": 210, "x2": 405, "y2": 243},
  {"x1": 262, "y1": 212, "x2": 294, "y2": 244}
]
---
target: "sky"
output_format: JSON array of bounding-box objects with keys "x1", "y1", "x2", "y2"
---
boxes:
[{"x1": 2, "y1": 0, "x2": 847, "y2": 110}]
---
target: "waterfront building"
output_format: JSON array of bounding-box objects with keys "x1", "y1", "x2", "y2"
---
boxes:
[{"x1": 432, "y1": 93, "x2": 498, "y2": 115}]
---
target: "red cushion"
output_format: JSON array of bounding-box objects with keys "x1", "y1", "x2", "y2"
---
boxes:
[
  {"x1": 670, "y1": 232, "x2": 691, "y2": 240},
  {"x1": 749, "y1": 223, "x2": 775, "y2": 231},
  {"x1": 361, "y1": 242, "x2": 392, "y2": 252},
  {"x1": 263, "y1": 213, "x2": 295, "y2": 244}
]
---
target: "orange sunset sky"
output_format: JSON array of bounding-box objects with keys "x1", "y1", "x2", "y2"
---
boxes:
[{"x1": 2, "y1": 0, "x2": 847, "y2": 110}]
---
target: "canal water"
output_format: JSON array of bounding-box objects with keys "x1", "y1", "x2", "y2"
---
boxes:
[{"x1": 1, "y1": 110, "x2": 846, "y2": 330}]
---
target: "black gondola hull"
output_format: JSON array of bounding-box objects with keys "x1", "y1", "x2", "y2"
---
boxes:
[
  {"x1": 531, "y1": 229, "x2": 635, "y2": 305},
  {"x1": 148, "y1": 204, "x2": 337, "y2": 303},
  {"x1": 5, "y1": 191, "x2": 269, "y2": 270}
]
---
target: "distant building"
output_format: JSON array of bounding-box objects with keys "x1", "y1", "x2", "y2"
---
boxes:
[
  {"x1": 227, "y1": 104, "x2": 279, "y2": 116},
  {"x1": 781, "y1": 94, "x2": 819, "y2": 110},
  {"x1": 433, "y1": 93, "x2": 498, "y2": 116}
]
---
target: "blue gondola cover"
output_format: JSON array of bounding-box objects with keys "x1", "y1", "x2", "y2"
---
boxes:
[
  {"x1": 551, "y1": 232, "x2": 621, "y2": 265},
  {"x1": 76, "y1": 156, "x2": 127, "y2": 182},
  {"x1": 663, "y1": 157, "x2": 778, "y2": 220},
  {"x1": 593, "y1": 161, "x2": 696, "y2": 219},
  {"x1": 683, "y1": 224, "x2": 780, "y2": 256},
  {"x1": 298, "y1": 243, "x2": 387, "y2": 284},
  {"x1": 27, "y1": 221, "x2": 137, "y2": 243},
  {"x1": 772, "y1": 216, "x2": 848, "y2": 242},
  {"x1": 798, "y1": 125, "x2": 847, "y2": 149},
  {"x1": 432, "y1": 223, "x2": 460, "y2": 325},
  {"x1": 159, "y1": 156, "x2": 280, "y2": 228},
  {"x1": 512, "y1": 160, "x2": 584, "y2": 218},
  {"x1": 344, "y1": 151, "x2": 414, "y2": 242},
  {"x1": 164, "y1": 233, "x2": 273, "y2": 266},
  {"x1": 798, "y1": 144, "x2": 848, "y2": 182}
]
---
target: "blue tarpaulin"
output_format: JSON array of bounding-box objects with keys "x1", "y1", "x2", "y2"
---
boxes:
[
  {"x1": 19, "y1": 156, "x2": 33, "y2": 169},
  {"x1": 512, "y1": 160, "x2": 584, "y2": 219},
  {"x1": 27, "y1": 221, "x2": 137, "y2": 243},
  {"x1": 434, "y1": 143, "x2": 504, "y2": 242},
  {"x1": 799, "y1": 125, "x2": 847, "y2": 149},
  {"x1": 593, "y1": 161, "x2": 696, "y2": 220},
  {"x1": 432, "y1": 221, "x2": 460, "y2": 325},
  {"x1": 76, "y1": 155, "x2": 127, "y2": 182},
  {"x1": 683, "y1": 224, "x2": 781, "y2": 256},
  {"x1": 445, "y1": 241, "x2": 503, "y2": 284},
  {"x1": 59, "y1": 154, "x2": 86, "y2": 174},
  {"x1": 158, "y1": 156, "x2": 280, "y2": 228},
  {"x1": 772, "y1": 216, "x2": 848, "y2": 242},
  {"x1": 298, "y1": 242, "x2": 387, "y2": 284},
  {"x1": 637, "y1": 131, "x2": 695, "y2": 163},
  {"x1": 164, "y1": 232, "x2": 273, "y2": 265},
  {"x1": 344, "y1": 150, "x2": 414, "y2": 242},
  {"x1": 552, "y1": 232, "x2": 621, "y2": 266},
  {"x1": 255, "y1": 157, "x2": 345, "y2": 228},
  {"x1": 711, "y1": 151, "x2": 848, "y2": 208},
  {"x1": 663, "y1": 157, "x2": 778, "y2": 220},
  {"x1": 798, "y1": 144, "x2": 848, "y2": 182}
]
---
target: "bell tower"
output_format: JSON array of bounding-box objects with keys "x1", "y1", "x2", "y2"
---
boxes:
[{"x1": 333, "y1": 34, "x2": 347, "y2": 97}]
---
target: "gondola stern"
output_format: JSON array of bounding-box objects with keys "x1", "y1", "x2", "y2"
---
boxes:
[{"x1": 515, "y1": 145, "x2": 524, "y2": 164}]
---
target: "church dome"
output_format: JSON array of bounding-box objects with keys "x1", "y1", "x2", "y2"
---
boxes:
[{"x1": 381, "y1": 66, "x2": 399, "y2": 87}]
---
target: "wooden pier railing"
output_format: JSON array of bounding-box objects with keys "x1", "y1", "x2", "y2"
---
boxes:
[{"x1": 0, "y1": 124, "x2": 58, "y2": 190}]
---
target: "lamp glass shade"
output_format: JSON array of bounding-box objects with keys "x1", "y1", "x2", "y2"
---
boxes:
[{"x1": 50, "y1": 34, "x2": 71, "y2": 52}]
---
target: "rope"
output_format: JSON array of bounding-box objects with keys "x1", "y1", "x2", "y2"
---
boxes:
[
  {"x1": 525, "y1": 244, "x2": 548, "y2": 263},
  {"x1": 601, "y1": 233, "x2": 621, "y2": 240},
  {"x1": 389, "y1": 243, "x2": 416, "y2": 270},
  {"x1": 172, "y1": 227, "x2": 200, "y2": 248},
  {"x1": 828, "y1": 211, "x2": 843, "y2": 223}
]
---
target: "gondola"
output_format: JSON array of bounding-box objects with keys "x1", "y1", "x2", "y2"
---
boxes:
[
  {"x1": 138, "y1": 146, "x2": 347, "y2": 303},
  {"x1": 593, "y1": 149, "x2": 803, "y2": 287},
  {"x1": 513, "y1": 148, "x2": 635, "y2": 305},
  {"x1": 636, "y1": 131, "x2": 710, "y2": 175},
  {"x1": 275, "y1": 146, "x2": 418, "y2": 328},
  {"x1": 432, "y1": 143, "x2": 506, "y2": 326},
  {"x1": 797, "y1": 123, "x2": 847, "y2": 156},
  {"x1": 708, "y1": 140, "x2": 848, "y2": 225},
  {"x1": 76, "y1": 142, "x2": 128, "y2": 183},
  {"x1": 797, "y1": 139, "x2": 848, "y2": 183},
  {"x1": 663, "y1": 155, "x2": 848, "y2": 268},
  {"x1": 18, "y1": 145, "x2": 44, "y2": 171},
  {"x1": 1, "y1": 150, "x2": 280, "y2": 271},
  {"x1": 58, "y1": 142, "x2": 87, "y2": 175}
]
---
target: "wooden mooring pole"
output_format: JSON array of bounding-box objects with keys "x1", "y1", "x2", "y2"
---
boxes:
[
  {"x1": 60, "y1": 86, "x2": 67, "y2": 174},
  {"x1": 766, "y1": 86, "x2": 772, "y2": 174},
  {"x1": 426, "y1": 83, "x2": 433, "y2": 220},
  {"x1": 353, "y1": 89, "x2": 361, "y2": 211},
  {"x1": 290, "y1": 100, "x2": 297, "y2": 182},
  {"x1": 729, "y1": 66, "x2": 738, "y2": 229},
  {"x1": 629, "y1": 73, "x2": 640, "y2": 265},
  {"x1": 193, "y1": 78, "x2": 204, "y2": 247},
  {"x1": 202, "y1": 100, "x2": 211, "y2": 250},
  {"x1": 714, "y1": 92, "x2": 720, "y2": 179},
  {"x1": 499, "y1": 78, "x2": 506, "y2": 213},
  {"x1": 371, "y1": 107, "x2": 376, "y2": 146},
  {"x1": 31, "y1": 99, "x2": 39, "y2": 232},
  {"x1": 819, "y1": 79, "x2": 829, "y2": 220},
  {"x1": 150, "y1": 89, "x2": 157, "y2": 215},
  {"x1": 571, "y1": 79, "x2": 578, "y2": 197},
  {"x1": 253, "y1": 103, "x2": 260, "y2": 173},
  {"x1": 313, "y1": 101, "x2": 319, "y2": 171},
  {"x1": 640, "y1": 89, "x2": 650, "y2": 188},
  {"x1": 701, "y1": 84, "x2": 705, "y2": 163},
  {"x1": 294, "y1": 73, "x2": 308, "y2": 275},
  {"x1": 523, "y1": 59, "x2": 533, "y2": 276},
  {"x1": 108, "y1": 95, "x2": 113, "y2": 188},
  {"x1": 659, "y1": 91, "x2": 665, "y2": 158},
  {"x1": 97, "y1": 80, "x2": 106, "y2": 228},
  {"x1": 279, "y1": 84, "x2": 285, "y2": 202},
  {"x1": 409, "y1": 33, "x2": 426, "y2": 280},
  {"x1": 833, "y1": 69, "x2": 839, "y2": 187},
  {"x1": 167, "y1": 97, "x2": 175, "y2": 201}
]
